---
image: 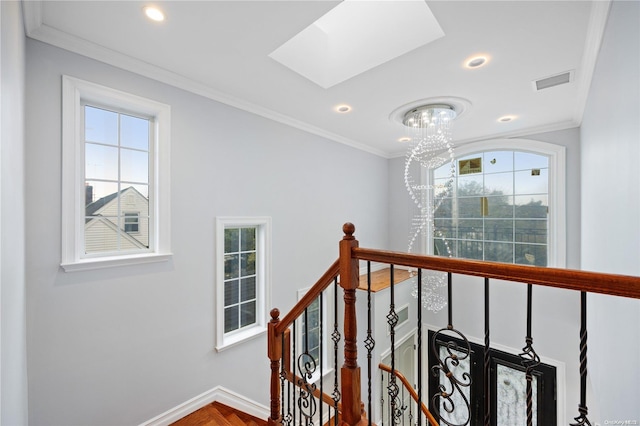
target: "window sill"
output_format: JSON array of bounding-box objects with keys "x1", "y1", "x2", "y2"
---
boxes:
[
  {"x1": 61, "y1": 253, "x2": 173, "y2": 272},
  {"x1": 216, "y1": 325, "x2": 266, "y2": 352}
]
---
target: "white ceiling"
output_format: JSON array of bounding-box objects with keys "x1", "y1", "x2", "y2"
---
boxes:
[{"x1": 23, "y1": 1, "x2": 610, "y2": 158}]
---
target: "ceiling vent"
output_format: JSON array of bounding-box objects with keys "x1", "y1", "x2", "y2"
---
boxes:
[{"x1": 533, "y1": 71, "x2": 573, "y2": 91}]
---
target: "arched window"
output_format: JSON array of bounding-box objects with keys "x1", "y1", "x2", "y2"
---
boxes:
[{"x1": 427, "y1": 139, "x2": 566, "y2": 267}]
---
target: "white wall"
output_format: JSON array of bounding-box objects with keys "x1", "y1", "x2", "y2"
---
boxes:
[
  {"x1": 1, "y1": 1, "x2": 29, "y2": 424},
  {"x1": 580, "y1": 0, "x2": 640, "y2": 422},
  {"x1": 25, "y1": 39, "x2": 389, "y2": 425}
]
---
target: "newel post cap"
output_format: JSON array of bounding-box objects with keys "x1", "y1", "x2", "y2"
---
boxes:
[{"x1": 343, "y1": 223, "x2": 356, "y2": 240}]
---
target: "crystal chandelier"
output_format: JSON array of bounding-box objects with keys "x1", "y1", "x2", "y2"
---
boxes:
[{"x1": 403, "y1": 104, "x2": 457, "y2": 312}]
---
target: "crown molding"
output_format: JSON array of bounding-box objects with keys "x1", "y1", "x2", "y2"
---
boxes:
[{"x1": 22, "y1": 4, "x2": 389, "y2": 159}]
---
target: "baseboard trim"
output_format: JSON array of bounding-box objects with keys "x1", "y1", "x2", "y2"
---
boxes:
[{"x1": 139, "y1": 386, "x2": 270, "y2": 426}]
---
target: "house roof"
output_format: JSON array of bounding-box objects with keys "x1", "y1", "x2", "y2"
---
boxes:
[{"x1": 85, "y1": 186, "x2": 146, "y2": 217}]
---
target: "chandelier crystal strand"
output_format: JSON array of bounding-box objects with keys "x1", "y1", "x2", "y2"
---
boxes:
[{"x1": 404, "y1": 105, "x2": 457, "y2": 312}]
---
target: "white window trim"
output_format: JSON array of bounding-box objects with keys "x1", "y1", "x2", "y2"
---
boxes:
[
  {"x1": 296, "y1": 286, "x2": 334, "y2": 383},
  {"x1": 215, "y1": 216, "x2": 272, "y2": 352},
  {"x1": 427, "y1": 139, "x2": 566, "y2": 267},
  {"x1": 61, "y1": 75, "x2": 171, "y2": 272}
]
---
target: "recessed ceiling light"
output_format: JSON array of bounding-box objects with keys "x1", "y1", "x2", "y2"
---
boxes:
[
  {"x1": 336, "y1": 105, "x2": 352, "y2": 113},
  {"x1": 144, "y1": 6, "x2": 165, "y2": 22},
  {"x1": 498, "y1": 115, "x2": 517, "y2": 122},
  {"x1": 464, "y1": 55, "x2": 489, "y2": 69},
  {"x1": 398, "y1": 137, "x2": 411, "y2": 143}
]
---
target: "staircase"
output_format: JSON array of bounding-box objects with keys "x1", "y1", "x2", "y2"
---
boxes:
[{"x1": 171, "y1": 401, "x2": 267, "y2": 426}]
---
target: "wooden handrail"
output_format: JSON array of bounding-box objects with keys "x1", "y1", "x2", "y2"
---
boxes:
[
  {"x1": 276, "y1": 259, "x2": 340, "y2": 334},
  {"x1": 354, "y1": 247, "x2": 640, "y2": 299},
  {"x1": 379, "y1": 363, "x2": 439, "y2": 426}
]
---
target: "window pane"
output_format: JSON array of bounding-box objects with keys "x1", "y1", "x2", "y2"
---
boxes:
[
  {"x1": 484, "y1": 219, "x2": 513, "y2": 242},
  {"x1": 514, "y1": 152, "x2": 548, "y2": 171},
  {"x1": 85, "y1": 181, "x2": 118, "y2": 208},
  {"x1": 456, "y1": 240, "x2": 482, "y2": 260},
  {"x1": 224, "y1": 280, "x2": 239, "y2": 306},
  {"x1": 241, "y1": 277, "x2": 256, "y2": 301},
  {"x1": 435, "y1": 239, "x2": 457, "y2": 257},
  {"x1": 457, "y1": 175, "x2": 483, "y2": 196},
  {"x1": 130, "y1": 184, "x2": 149, "y2": 199},
  {"x1": 515, "y1": 220, "x2": 547, "y2": 245},
  {"x1": 483, "y1": 151, "x2": 513, "y2": 173},
  {"x1": 434, "y1": 219, "x2": 456, "y2": 239},
  {"x1": 485, "y1": 242, "x2": 513, "y2": 263},
  {"x1": 121, "y1": 148, "x2": 148, "y2": 184},
  {"x1": 308, "y1": 328, "x2": 319, "y2": 349},
  {"x1": 85, "y1": 217, "x2": 119, "y2": 254},
  {"x1": 496, "y1": 364, "x2": 537, "y2": 426},
  {"x1": 515, "y1": 169, "x2": 548, "y2": 195},
  {"x1": 85, "y1": 143, "x2": 118, "y2": 181},
  {"x1": 485, "y1": 196, "x2": 514, "y2": 219},
  {"x1": 515, "y1": 244, "x2": 547, "y2": 266},
  {"x1": 515, "y1": 196, "x2": 548, "y2": 219},
  {"x1": 484, "y1": 172, "x2": 513, "y2": 195},
  {"x1": 241, "y1": 227, "x2": 256, "y2": 251},
  {"x1": 458, "y1": 196, "x2": 482, "y2": 218},
  {"x1": 241, "y1": 253, "x2": 256, "y2": 276},
  {"x1": 85, "y1": 106, "x2": 117, "y2": 145},
  {"x1": 224, "y1": 306, "x2": 239, "y2": 333},
  {"x1": 120, "y1": 114, "x2": 149, "y2": 150},
  {"x1": 224, "y1": 228, "x2": 239, "y2": 253},
  {"x1": 434, "y1": 162, "x2": 455, "y2": 179},
  {"x1": 224, "y1": 254, "x2": 239, "y2": 279},
  {"x1": 434, "y1": 198, "x2": 452, "y2": 218},
  {"x1": 240, "y1": 301, "x2": 256, "y2": 327},
  {"x1": 457, "y1": 219, "x2": 483, "y2": 241},
  {"x1": 433, "y1": 177, "x2": 454, "y2": 197}
]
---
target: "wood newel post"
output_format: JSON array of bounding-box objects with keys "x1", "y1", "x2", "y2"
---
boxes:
[
  {"x1": 267, "y1": 308, "x2": 282, "y2": 426},
  {"x1": 339, "y1": 223, "x2": 366, "y2": 425}
]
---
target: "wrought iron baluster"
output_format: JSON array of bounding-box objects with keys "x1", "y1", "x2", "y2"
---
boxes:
[
  {"x1": 365, "y1": 261, "x2": 376, "y2": 426},
  {"x1": 484, "y1": 277, "x2": 491, "y2": 426},
  {"x1": 381, "y1": 371, "x2": 385, "y2": 426},
  {"x1": 287, "y1": 331, "x2": 292, "y2": 426},
  {"x1": 293, "y1": 323, "x2": 297, "y2": 425},
  {"x1": 297, "y1": 306, "x2": 314, "y2": 426},
  {"x1": 570, "y1": 291, "x2": 592, "y2": 426},
  {"x1": 320, "y1": 293, "x2": 323, "y2": 426},
  {"x1": 332, "y1": 278, "x2": 341, "y2": 426},
  {"x1": 280, "y1": 332, "x2": 290, "y2": 426},
  {"x1": 430, "y1": 272, "x2": 472, "y2": 426},
  {"x1": 387, "y1": 265, "x2": 402, "y2": 424},
  {"x1": 518, "y1": 284, "x2": 540, "y2": 426}
]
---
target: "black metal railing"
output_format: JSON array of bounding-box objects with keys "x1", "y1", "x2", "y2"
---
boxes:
[{"x1": 268, "y1": 224, "x2": 640, "y2": 426}]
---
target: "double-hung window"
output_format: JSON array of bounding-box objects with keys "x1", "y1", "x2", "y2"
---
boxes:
[
  {"x1": 216, "y1": 217, "x2": 271, "y2": 351},
  {"x1": 61, "y1": 76, "x2": 171, "y2": 271}
]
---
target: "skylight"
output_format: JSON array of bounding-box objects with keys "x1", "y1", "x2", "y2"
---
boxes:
[{"x1": 269, "y1": 0, "x2": 445, "y2": 89}]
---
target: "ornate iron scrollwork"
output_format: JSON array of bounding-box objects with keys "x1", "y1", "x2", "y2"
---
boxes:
[
  {"x1": 296, "y1": 351, "x2": 318, "y2": 423},
  {"x1": 430, "y1": 327, "x2": 472, "y2": 426}
]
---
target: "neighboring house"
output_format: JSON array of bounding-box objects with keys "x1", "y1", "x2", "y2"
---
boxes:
[{"x1": 85, "y1": 186, "x2": 150, "y2": 252}]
